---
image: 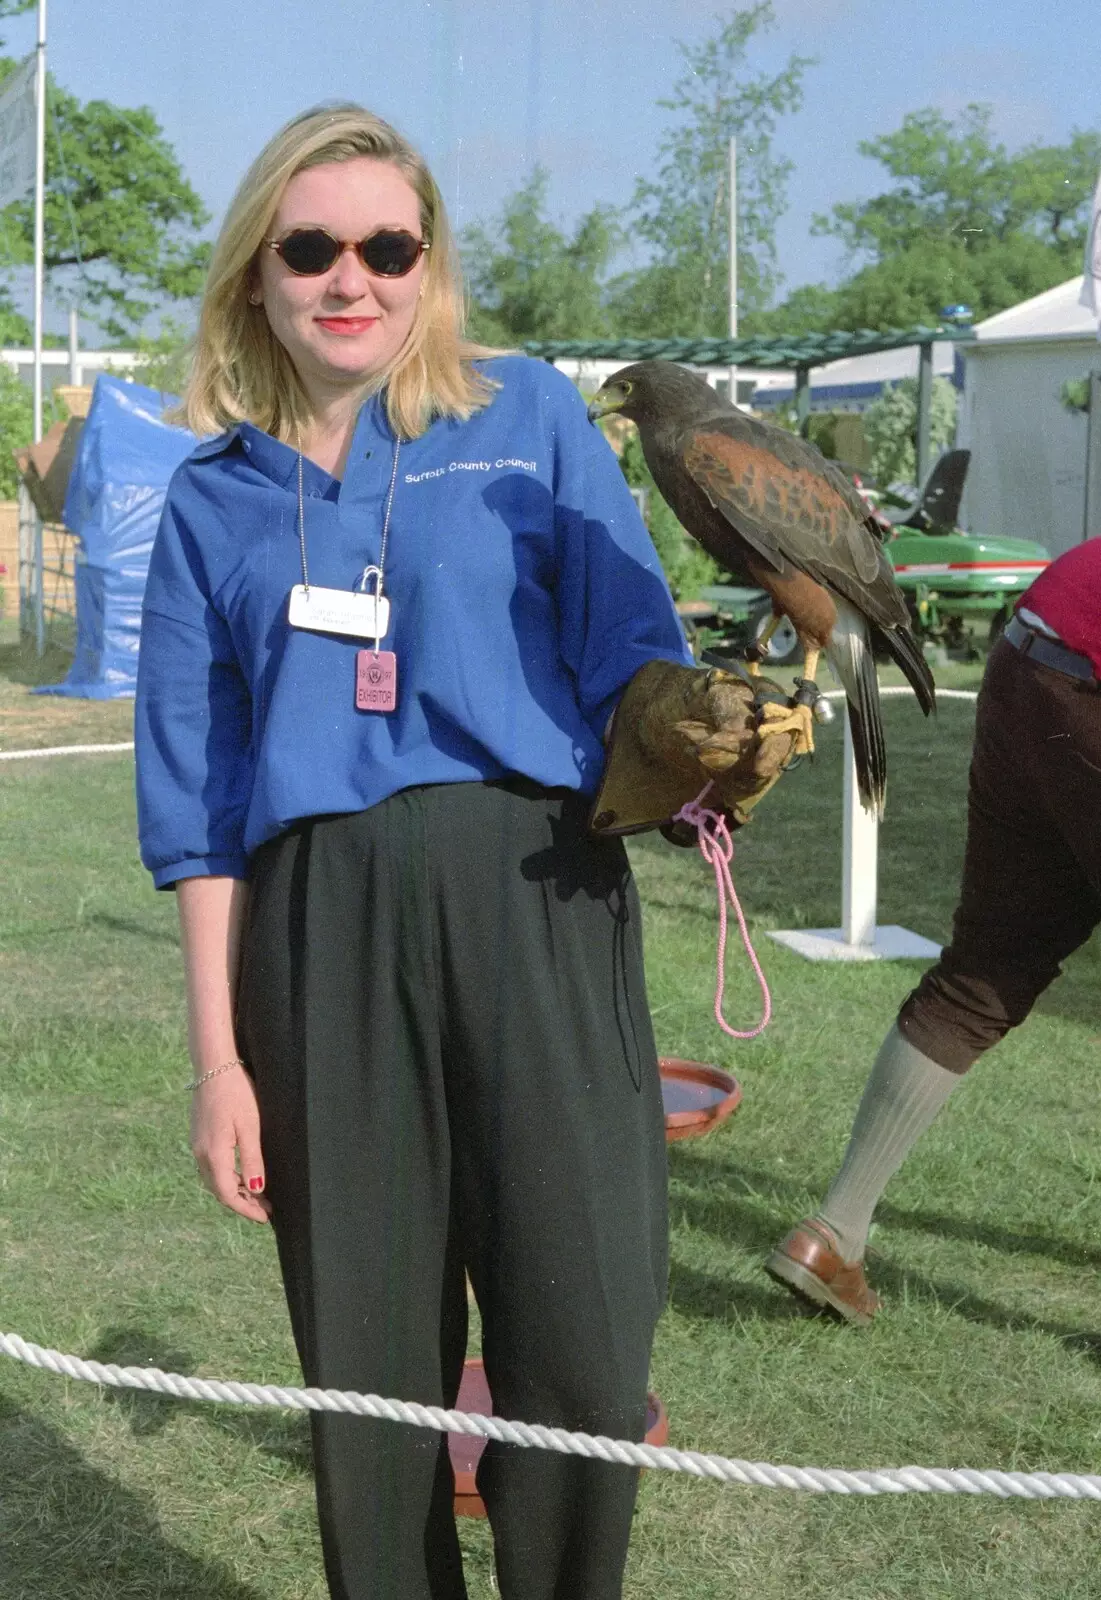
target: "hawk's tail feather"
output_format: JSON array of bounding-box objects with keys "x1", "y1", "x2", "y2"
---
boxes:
[
  {"x1": 826, "y1": 599, "x2": 887, "y2": 818},
  {"x1": 846, "y1": 652, "x2": 887, "y2": 819},
  {"x1": 876, "y1": 623, "x2": 937, "y2": 717}
]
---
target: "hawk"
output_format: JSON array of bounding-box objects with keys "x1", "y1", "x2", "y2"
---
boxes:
[{"x1": 588, "y1": 360, "x2": 935, "y2": 814}]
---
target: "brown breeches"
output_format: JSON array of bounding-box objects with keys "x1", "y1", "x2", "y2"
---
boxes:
[{"x1": 898, "y1": 637, "x2": 1101, "y2": 1074}]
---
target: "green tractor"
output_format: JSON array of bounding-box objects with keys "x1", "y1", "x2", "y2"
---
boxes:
[
  {"x1": 682, "y1": 449, "x2": 1050, "y2": 663},
  {"x1": 872, "y1": 450, "x2": 1050, "y2": 656}
]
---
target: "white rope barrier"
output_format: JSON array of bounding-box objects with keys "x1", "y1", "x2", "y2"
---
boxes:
[
  {"x1": 0, "y1": 740, "x2": 135, "y2": 761},
  {"x1": 3, "y1": 1331, "x2": 1099, "y2": 1500}
]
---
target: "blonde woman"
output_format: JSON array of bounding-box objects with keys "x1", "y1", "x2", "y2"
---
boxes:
[{"x1": 135, "y1": 103, "x2": 695, "y2": 1599}]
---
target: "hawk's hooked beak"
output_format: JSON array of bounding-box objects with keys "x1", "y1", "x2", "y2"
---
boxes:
[{"x1": 586, "y1": 386, "x2": 626, "y2": 424}]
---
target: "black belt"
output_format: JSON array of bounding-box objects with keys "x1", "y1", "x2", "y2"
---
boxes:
[{"x1": 1004, "y1": 613, "x2": 1098, "y2": 685}]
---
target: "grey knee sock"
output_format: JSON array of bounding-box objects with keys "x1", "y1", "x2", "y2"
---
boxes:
[{"x1": 816, "y1": 1024, "x2": 962, "y2": 1263}]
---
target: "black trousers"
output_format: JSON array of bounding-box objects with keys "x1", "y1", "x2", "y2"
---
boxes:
[
  {"x1": 236, "y1": 778, "x2": 669, "y2": 1600},
  {"x1": 898, "y1": 638, "x2": 1101, "y2": 1073}
]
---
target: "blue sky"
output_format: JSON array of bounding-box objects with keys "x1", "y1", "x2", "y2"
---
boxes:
[{"x1": 3, "y1": 0, "x2": 1099, "y2": 341}]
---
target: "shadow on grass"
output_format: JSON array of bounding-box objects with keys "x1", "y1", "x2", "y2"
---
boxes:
[
  {"x1": 0, "y1": 1394, "x2": 265, "y2": 1600},
  {"x1": 668, "y1": 1258, "x2": 810, "y2": 1326},
  {"x1": 86, "y1": 912, "x2": 181, "y2": 946},
  {"x1": 672, "y1": 1148, "x2": 1101, "y2": 1274},
  {"x1": 88, "y1": 1328, "x2": 313, "y2": 1473},
  {"x1": 861, "y1": 1257, "x2": 1101, "y2": 1365},
  {"x1": 874, "y1": 1201, "x2": 1101, "y2": 1272},
  {"x1": 0, "y1": 637, "x2": 75, "y2": 690},
  {"x1": 667, "y1": 1154, "x2": 1101, "y2": 1359}
]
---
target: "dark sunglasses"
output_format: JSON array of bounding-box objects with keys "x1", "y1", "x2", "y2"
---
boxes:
[{"x1": 263, "y1": 227, "x2": 429, "y2": 279}]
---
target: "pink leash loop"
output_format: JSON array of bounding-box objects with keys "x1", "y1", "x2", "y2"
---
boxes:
[{"x1": 673, "y1": 785, "x2": 772, "y2": 1040}]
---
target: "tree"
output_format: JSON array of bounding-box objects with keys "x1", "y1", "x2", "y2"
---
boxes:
[
  {"x1": 0, "y1": 361, "x2": 65, "y2": 498},
  {"x1": 0, "y1": 291, "x2": 29, "y2": 343},
  {"x1": 462, "y1": 168, "x2": 619, "y2": 344},
  {"x1": 127, "y1": 317, "x2": 194, "y2": 397},
  {"x1": 0, "y1": 58, "x2": 211, "y2": 342},
  {"x1": 803, "y1": 107, "x2": 1101, "y2": 329},
  {"x1": 749, "y1": 281, "x2": 842, "y2": 337},
  {"x1": 614, "y1": 426, "x2": 722, "y2": 599},
  {"x1": 861, "y1": 376, "x2": 958, "y2": 490},
  {"x1": 607, "y1": 3, "x2": 812, "y2": 338}
]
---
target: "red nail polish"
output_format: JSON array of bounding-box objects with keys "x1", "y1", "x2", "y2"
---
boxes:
[{"x1": 248, "y1": 1177, "x2": 264, "y2": 1193}]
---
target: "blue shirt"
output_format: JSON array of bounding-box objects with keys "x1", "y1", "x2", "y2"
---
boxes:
[{"x1": 135, "y1": 356, "x2": 692, "y2": 888}]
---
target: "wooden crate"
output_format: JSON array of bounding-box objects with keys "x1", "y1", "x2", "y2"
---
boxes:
[{"x1": 1, "y1": 501, "x2": 77, "y2": 628}]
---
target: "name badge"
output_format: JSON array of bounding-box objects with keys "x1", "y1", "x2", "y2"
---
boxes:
[
  {"x1": 356, "y1": 649, "x2": 398, "y2": 712},
  {"x1": 287, "y1": 584, "x2": 391, "y2": 641}
]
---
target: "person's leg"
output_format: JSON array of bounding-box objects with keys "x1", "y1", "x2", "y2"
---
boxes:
[
  {"x1": 237, "y1": 799, "x2": 469, "y2": 1600},
  {"x1": 768, "y1": 643, "x2": 1101, "y2": 1321},
  {"x1": 815, "y1": 1023, "x2": 961, "y2": 1263},
  {"x1": 427, "y1": 779, "x2": 668, "y2": 1600}
]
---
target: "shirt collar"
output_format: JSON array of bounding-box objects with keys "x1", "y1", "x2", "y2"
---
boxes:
[{"x1": 194, "y1": 392, "x2": 396, "y2": 492}]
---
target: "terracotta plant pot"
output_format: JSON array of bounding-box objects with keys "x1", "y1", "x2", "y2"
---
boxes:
[
  {"x1": 451, "y1": 1358, "x2": 669, "y2": 1518},
  {"x1": 659, "y1": 1057, "x2": 742, "y2": 1142}
]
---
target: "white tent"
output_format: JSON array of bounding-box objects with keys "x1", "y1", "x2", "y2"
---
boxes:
[
  {"x1": 957, "y1": 276, "x2": 1100, "y2": 556},
  {"x1": 751, "y1": 341, "x2": 958, "y2": 413}
]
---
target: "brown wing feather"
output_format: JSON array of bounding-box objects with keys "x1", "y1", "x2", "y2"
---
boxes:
[
  {"x1": 692, "y1": 403, "x2": 886, "y2": 531},
  {"x1": 681, "y1": 427, "x2": 909, "y2": 631}
]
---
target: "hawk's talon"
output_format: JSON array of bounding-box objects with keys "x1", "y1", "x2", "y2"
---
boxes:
[
  {"x1": 742, "y1": 641, "x2": 765, "y2": 679},
  {"x1": 757, "y1": 699, "x2": 816, "y2": 759}
]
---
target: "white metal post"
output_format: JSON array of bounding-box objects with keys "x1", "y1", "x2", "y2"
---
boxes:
[
  {"x1": 841, "y1": 716, "x2": 877, "y2": 947},
  {"x1": 768, "y1": 697, "x2": 943, "y2": 963},
  {"x1": 1084, "y1": 371, "x2": 1101, "y2": 542},
  {"x1": 915, "y1": 339, "x2": 934, "y2": 490},
  {"x1": 32, "y1": 1, "x2": 47, "y2": 655},
  {"x1": 32, "y1": 0, "x2": 46, "y2": 446},
  {"x1": 728, "y1": 136, "x2": 738, "y2": 407},
  {"x1": 68, "y1": 303, "x2": 79, "y2": 385}
]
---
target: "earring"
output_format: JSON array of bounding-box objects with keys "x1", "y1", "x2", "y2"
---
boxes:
[{"x1": 248, "y1": 290, "x2": 261, "y2": 306}]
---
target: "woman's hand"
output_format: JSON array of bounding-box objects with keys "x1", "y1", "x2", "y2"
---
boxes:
[
  {"x1": 175, "y1": 876, "x2": 268, "y2": 1222},
  {"x1": 189, "y1": 1062, "x2": 272, "y2": 1223}
]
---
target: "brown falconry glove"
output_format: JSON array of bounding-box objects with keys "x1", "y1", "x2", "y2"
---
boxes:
[{"x1": 589, "y1": 659, "x2": 800, "y2": 840}]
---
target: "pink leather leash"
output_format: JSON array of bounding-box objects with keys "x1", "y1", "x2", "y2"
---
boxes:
[{"x1": 672, "y1": 786, "x2": 772, "y2": 1040}]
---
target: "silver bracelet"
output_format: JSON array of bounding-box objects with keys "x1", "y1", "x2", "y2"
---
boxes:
[{"x1": 186, "y1": 1058, "x2": 247, "y2": 1093}]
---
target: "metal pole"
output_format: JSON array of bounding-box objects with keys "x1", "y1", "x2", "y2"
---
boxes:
[
  {"x1": 32, "y1": 0, "x2": 47, "y2": 655},
  {"x1": 1084, "y1": 371, "x2": 1101, "y2": 542},
  {"x1": 915, "y1": 339, "x2": 934, "y2": 489},
  {"x1": 32, "y1": 0, "x2": 47, "y2": 446},
  {"x1": 728, "y1": 136, "x2": 738, "y2": 407},
  {"x1": 794, "y1": 367, "x2": 811, "y2": 435},
  {"x1": 68, "y1": 303, "x2": 79, "y2": 386}
]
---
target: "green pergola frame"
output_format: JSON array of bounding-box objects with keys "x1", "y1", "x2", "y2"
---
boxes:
[{"x1": 524, "y1": 325, "x2": 973, "y2": 487}]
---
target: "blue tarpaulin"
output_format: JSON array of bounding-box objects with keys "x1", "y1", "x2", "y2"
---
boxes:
[{"x1": 38, "y1": 374, "x2": 198, "y2": 699}]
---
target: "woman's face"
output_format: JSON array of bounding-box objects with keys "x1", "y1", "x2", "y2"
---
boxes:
[{"x1": 255, "y1": 156, "x2": 427, "y2": 405}]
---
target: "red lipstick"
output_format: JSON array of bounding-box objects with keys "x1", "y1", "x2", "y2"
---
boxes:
[{"x1": 316, "y1": 316, "x2": 378, "y2": 335}]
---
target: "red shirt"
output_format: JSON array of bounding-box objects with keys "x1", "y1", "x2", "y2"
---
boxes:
[{"x1": 1016, "y1": 540, "x2": 1101, "y2": 675}]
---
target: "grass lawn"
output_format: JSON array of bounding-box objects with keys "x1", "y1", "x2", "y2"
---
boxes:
[{"x1": 2, "y1": 642, "x2": 1100, "y2": 1599}]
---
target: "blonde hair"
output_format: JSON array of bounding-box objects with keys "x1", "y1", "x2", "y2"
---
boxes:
[{"x1": 181, "y1": 104, "x2": 501, "y2": 440}]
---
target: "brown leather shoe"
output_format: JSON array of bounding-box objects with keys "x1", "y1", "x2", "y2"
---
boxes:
[{"x1": 764, "y1": 1218, "x2": 881, "y2": 1326}]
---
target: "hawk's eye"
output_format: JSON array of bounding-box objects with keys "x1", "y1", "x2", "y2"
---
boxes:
[{"x1": 621, "y1": 381, "x2": 633, "y2": 396}]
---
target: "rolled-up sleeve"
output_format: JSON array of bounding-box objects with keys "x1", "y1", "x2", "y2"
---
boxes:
[
  {"x1": 135, "y1": 477, "x2": 254, "y2": 889},
  {"x1": 554, "y1": 402, "x2": 692, "y2": 739}
]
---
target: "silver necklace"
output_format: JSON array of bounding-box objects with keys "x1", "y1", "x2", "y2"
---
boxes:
[{"x1": 296, "y1": 435, "x2": 402, "y2": 597}]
